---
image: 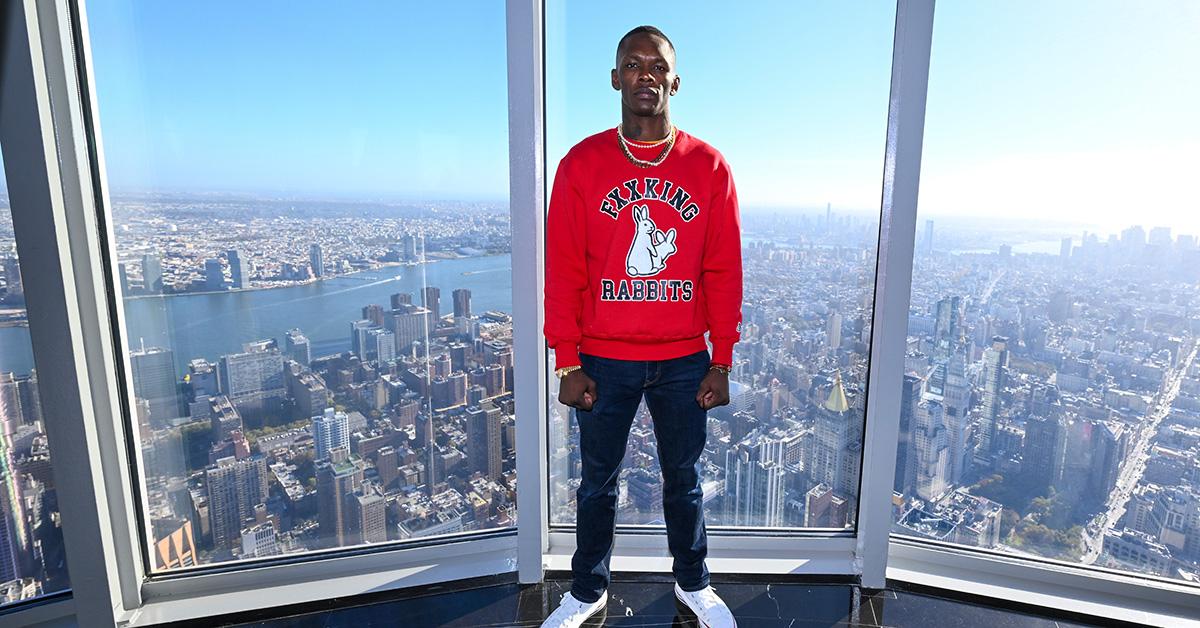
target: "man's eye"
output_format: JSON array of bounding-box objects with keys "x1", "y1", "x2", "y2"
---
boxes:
[
  {"x1": 655, "y1": 66, "x2": 666, "y2": 71},
  {"x1": 625, "y1": 62, "x2": 636, "y2": 68}
]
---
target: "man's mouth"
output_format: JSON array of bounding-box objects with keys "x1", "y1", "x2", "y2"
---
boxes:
[{"x1": 634, "y1": 88, "x2": 657, "y2": 99}]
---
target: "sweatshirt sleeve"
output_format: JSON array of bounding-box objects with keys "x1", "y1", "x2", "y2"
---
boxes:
[
  {"x1": 702, "y1": 157, "x2": 743, "y2": 366},
  {"x1": 542, "y1": 153, "x2": 588, "y2": 369}
]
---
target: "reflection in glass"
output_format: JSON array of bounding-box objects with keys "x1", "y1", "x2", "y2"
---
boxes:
[{"x1": 0, "y1": 150, "x2": 71, "y2": 605}]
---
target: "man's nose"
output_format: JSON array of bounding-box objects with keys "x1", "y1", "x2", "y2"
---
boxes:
[{"x1": 638, "y1": 70, "x2": 654, "y2": 84}]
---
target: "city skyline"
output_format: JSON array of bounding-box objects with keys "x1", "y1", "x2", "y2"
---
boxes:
[{"x1": 41, "y1": 2, "x2": 1192, "y2": 235}]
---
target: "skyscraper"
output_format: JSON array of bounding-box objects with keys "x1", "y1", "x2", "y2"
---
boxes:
[
  {"x1": 227, "y1": 249, "x2": 248, "y2": 289},
  {"x1": 422, "y1": 286, "x2": 441, "y2": 325},
  {"x1": 288, "y1": 369, "x2": 329, "y2": 420},
  {"x1": 284, "y1": 328, "x2": 311, "y2": 367},
  {"x1": 117, "y1": 262, "x2": 130, "y2": 295},
  {"x1": 350, "y1": 319, "x2": 375, "y2": 360},
  {"x1": 0, "y1": 378, "x2": 27, "y2": 581},
  {"x1": 362, "y1": 304, "x2": 386, "y2": 327},
  {"x1": 240, "y1": 522, "x2": 279, "y2": 558},
  {"x1": 466, "y1": 404, "x2": 502, "y2": 480},
  {"x1": 913, "y1": 397, "x2": 950, "y2": 502},
  {"x1": 376, "y1": 446, "x2": 399, "y2": 488},
  {"x1": 130, "y1": 345, "x2": 181, "y2": 426},
  {"x1": 809, "y1": 373, "x2": 861, "y2": 498},
  {"x1": 348, "y1": 482, "x2": 387, "y2": 545},
  {"x1": 402, "y1": 233, "x2": 418, "y2": 261},
  {"x1": 209, "y1": 395, "x2": 244, "y2": 442},
  {"x1": 724, "y1": 429, "x2": 786, "y2": 527},
  {"x1": 312, "y1": 408, "x2": 350, "y2": 462},
  {"x1": 309, "y1": 243, "x2": 325, "y2": 277},
  {"x1": 187, "y1": 358, "x2": 219, "y2": 401},
  {"x1": 142, "y1": 252, "x2": 163, "y2": 294},
  {"x1": 206, "y1": 455, "x2": 268, "y2": 549},
  {"x1": 218, "y1": 339, "x2": 286, "y2": 414},
  {"x1": 2, "y1": 255, "x2": 23, "y2": 302},
  {"x1": 979, "y1": 336, "x2": 1009, "y2": 454},
  {"x1": 932, "y1": 296, "x2": 962, "y2": 364},
  {"x1": 367, "y1": 328, "x2": 395, "y2": 363},
  {"x1": 1023, "y1": 413, "x2": 1067, "y2": 495},
  {"x1": 452, "y1": 288, "x2": 472, "y2": 319},
  {"x1": 942, "y1": 354, "x2": 972, "y2": 485},
  {"x1": 826, "y1": 310, "x2": 842, "y2": 349},
  {"x1": 389, "y1": 303, "x2": 432, "y2": 351},
  {"x1": 317, "y1": 448, "x2": 362, "y2": 549},
  {"x1": 204, "y1": 258, "x2": 225, "y2": 291},
  {"x1": 894, "y1": 374, "x2": 922, "y2": 497}
]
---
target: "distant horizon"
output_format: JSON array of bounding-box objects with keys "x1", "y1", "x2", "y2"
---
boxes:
[{"x1": 1, "y1": 186, "x2": 1196, "y2": 243}]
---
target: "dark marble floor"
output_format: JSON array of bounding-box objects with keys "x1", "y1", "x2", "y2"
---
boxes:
[{"x1": 209, "y1": 572, "x2": 1123, "y2": 628}]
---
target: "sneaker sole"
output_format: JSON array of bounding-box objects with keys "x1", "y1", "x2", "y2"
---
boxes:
[
  {"x1": 673, "y1": 589, "x2": 712, "y2": 628},
  {"x1": 580, "y1": 600, "x2": 608, "y2": 627}
]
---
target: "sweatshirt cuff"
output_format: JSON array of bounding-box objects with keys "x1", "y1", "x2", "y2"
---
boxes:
[
  {"x1": 710, "y1": 339, "x2": 735, "y2": 367},
  {"x1": 553, "y1": 344, "x2": 581, "y2": 369}
]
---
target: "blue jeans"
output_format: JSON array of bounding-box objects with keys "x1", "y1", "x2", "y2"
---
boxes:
[{"x1": 570, "y1": 348, "x2": 711, "y2": 604}]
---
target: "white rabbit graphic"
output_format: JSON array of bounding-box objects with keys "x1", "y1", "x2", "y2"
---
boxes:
[{"x1": 625, "y1": 204, "x2": 678, "y2": 277}]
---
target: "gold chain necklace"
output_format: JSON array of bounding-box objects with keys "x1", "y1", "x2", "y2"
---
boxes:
[{"x1": 617, "y1": 124, "x2": 677, "y2": 168}]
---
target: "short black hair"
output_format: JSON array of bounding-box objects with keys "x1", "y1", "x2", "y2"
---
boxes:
[{"x1": 616, "y1": 25, "x2": 675, "y2": 61}]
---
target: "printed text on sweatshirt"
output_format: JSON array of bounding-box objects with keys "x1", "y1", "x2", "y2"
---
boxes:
[{"x1": 543, "y1": 128, "x2": 743, "y2": 369}]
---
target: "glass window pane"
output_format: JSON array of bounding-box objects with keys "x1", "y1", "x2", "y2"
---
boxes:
[
  {"x1": 0, "y1": 149, "x2": 71, "y2": 605},
  {"x1": 85, "y1": 2, "x2": 513, "y2": 572},
  {"x1": 893, "y1": 1, "x2": 1200, "y2": 586},
  {"x1": 545, "y1": 2, "x2": 895, "y2": 531}
]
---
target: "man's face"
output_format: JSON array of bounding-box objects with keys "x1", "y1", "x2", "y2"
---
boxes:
[{"x1": 612, "y1": 33, "x2": 679, "y2": 117}]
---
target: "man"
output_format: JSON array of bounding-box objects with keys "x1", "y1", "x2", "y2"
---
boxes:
[{"x1": 541, "y1": 25, "x2": 742, "y2": 628}]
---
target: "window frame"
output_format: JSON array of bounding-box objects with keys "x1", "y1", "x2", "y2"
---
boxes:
[{"x1": 0, "y1": 0, "x2": 1197, "y2": 626}]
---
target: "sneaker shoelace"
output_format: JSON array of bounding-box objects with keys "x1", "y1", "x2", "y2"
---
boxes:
[
  {"x1": 686, "y1": 586, "x2": 725, "y2": 619},
  {"x1": 561, "y1": 591, "x2": 599, "y2": 620}
]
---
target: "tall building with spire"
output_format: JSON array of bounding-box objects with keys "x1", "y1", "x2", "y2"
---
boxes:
[{"x1": 809, "y1": 372, "x2": 861, "y2": 500}]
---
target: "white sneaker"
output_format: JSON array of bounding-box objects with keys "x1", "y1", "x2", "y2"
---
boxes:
[
  {"x1": 674, "y1": 582, "x2": 737, "y2": 628},
  {"x1": 541, "y1": 590, "x2": 607, "y2": 628}
]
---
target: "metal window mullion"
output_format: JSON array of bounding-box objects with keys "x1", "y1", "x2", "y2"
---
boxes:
[
  {"x1": 507, "y1": 0, "x2": 550, "y2": 585},
  {"x1": 39, "y1": 0, "x2": 148, "y2": 612},
  {"x1": 0, "y1": 0, "x2": 131, "y2": 625},
  {"x1": 854, "y1": 0, "x2": 935, "y2": 589}
]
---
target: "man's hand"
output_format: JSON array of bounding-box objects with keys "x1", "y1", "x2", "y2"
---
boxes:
[
  {"x1": 558, "y1": 369, "x2": 598, "y2": 411},
  {"x1": 696, "y1": 369, "x2": 729, "y2": 410}
]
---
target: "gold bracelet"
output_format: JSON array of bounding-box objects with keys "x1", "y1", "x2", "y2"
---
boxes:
[
  {"x1": 709, "y1": 364, "x2": 731, "y2": 375},
  {"x1": 555, "y1": 365, "x2": 582, "y2": 379}
]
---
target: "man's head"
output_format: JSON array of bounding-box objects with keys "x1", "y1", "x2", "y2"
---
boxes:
[{"x1": 612, "y1": 26, "x2": 679, "y2": 118}]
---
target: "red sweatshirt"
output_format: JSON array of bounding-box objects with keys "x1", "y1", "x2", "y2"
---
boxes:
[{"x1": 544, "y1": 127, "x2": 743, "y2": 369}]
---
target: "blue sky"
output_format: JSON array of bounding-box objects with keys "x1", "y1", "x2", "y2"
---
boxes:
[{"x1": 78, "y1": 1, "x2": 1200, "y2": 235}]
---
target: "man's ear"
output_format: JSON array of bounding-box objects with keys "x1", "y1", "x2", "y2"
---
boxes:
[
  {"x1": 670, "y1": 75, "x2": 681, "y2": 96},
  {"x1": 611, "y1": 68, "x2": 620, "y2": 90}
]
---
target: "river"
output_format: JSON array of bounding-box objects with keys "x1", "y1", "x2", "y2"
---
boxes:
[{"x1": 0, "y1": 253, "x2": 513, "y2": 378}]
